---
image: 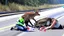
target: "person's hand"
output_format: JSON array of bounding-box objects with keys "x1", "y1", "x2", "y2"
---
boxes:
[
  {"x1": 43, "y1": 26, "x2": 50, "y2": 32},
  {"x1": 43, "y1": 27, "x2": 48, "y2": 31},
  {"x1": 43, "y1": 27, "x2": 48, "y2": 32},
  {"x1": 39, "y1": 26, "x2": 45, "y2": 31}
]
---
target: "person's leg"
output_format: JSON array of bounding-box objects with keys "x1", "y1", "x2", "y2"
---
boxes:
[
  {"x1": 10, "y1": 25, "x2": 17, "y2": 30},
  {"x1": 58, "y1": 25, "x2": 63, "y2": 29},
  {"x1": 16, "y1": 24, "x2": 27, "y2": 31},
  {"x1": 52, "y1": 25, "x2": 63, "y2": 29}
]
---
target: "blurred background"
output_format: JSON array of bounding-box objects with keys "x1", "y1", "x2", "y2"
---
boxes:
[
  {"x1": 0, "y1": 0, "x2": 64, "y2": 36},
  {"x1": 0, "y1": 0, "x2": 64, "y2": 12}
]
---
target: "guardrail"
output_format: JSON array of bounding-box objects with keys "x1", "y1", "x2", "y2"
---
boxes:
[
  {"x1": 0, "y1": 6, "x2": 61, "y2": 14},
  {"x1": 0, "y1": 6, "x2": 61, "y2": 17}
]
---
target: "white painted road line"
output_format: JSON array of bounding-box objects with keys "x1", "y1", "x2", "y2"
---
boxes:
[
  {"x1": 17, "y1": 32, "x2": 27, "y2": 36},
  {"x1": 0, "y1": 7, "x2": 64, "y2": 36},
  {"x1": 0, "y1": 14, "x2": 24, "y2": 22},
  {"x1": 62, "y1": 33, "x2": 64, "y2": 36}
]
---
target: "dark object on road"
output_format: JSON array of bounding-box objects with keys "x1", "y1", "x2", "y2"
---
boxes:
[
  {"x1": 34, "y1": 18, "x2": 64, "y2": 29},
  {"x1": 34, "y1": 18, "x2": 50, "y2": 28}
]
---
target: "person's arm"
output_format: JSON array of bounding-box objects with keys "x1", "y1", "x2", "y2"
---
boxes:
[
  {"x1": 43, "y1": 19, "x2": 57, "y2": 30},
  {"x1": 49, "y1": 19, "x2": 57, "y2": 28}
]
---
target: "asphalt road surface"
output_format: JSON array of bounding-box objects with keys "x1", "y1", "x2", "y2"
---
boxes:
[
  {"x1": 0, "y1": 17, "x2": 22, "y2": 36},
  {"x1": 0, "y1": 7, "x2": 64, "y2": 36}
]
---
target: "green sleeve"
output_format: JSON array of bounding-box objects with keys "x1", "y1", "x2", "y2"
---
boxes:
[{"x1": 17, "y1": 17, "x2": 25, "y2": 26}]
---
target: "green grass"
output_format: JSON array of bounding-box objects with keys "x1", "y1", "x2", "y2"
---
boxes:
[{"x1": 0, "y1": 3, "x2": 64, "y2": 12}]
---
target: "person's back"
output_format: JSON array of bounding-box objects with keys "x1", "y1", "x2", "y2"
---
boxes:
[{"x1": 17, "y1": 17, "x2": 25, "y2": 26}]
